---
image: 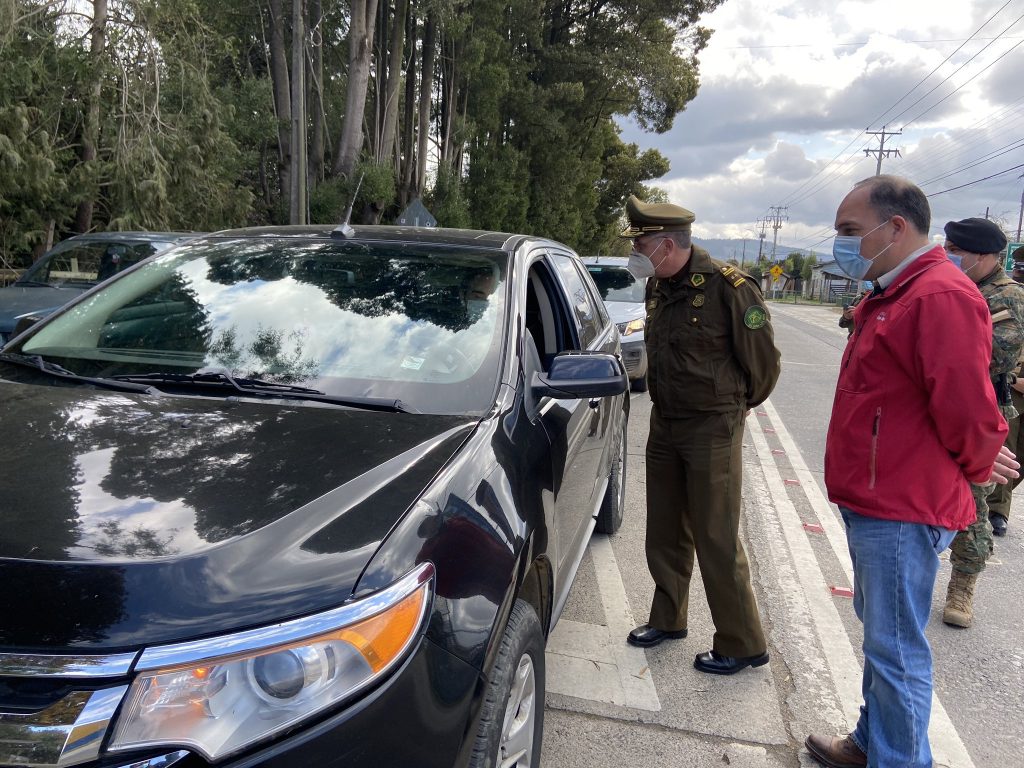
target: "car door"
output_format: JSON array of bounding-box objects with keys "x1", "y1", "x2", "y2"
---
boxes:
[
  {"x1": 548, "y1": 251, "x2": 620, "y2": 506},
  {"x1": 523, "y1": 251, "x2": 606, "y2": 602}
]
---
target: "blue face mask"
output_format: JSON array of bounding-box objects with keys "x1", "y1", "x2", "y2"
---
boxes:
[
  {"x1": 946, "y1": 252, "x2": 963, "y2": 270},
  {"x1": 832, "y1": 220, "x2": 893, "y2": 280}
]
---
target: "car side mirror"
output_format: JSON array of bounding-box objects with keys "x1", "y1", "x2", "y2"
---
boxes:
[
  {"x1": 531, "y1": 351, "x2": 628, "y2": 399},
  {"x1": 12, "y1": 314, "x2": 42, "y2": 338}
]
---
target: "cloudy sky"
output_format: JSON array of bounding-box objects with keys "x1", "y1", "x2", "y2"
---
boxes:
[{"x1": 619, "y1": 0, "x2": 1024, "y2": 255}]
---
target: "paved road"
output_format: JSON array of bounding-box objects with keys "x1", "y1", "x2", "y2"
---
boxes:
[{"x1": 540, "y1": 301, "x2": 1023, "y2": 767}]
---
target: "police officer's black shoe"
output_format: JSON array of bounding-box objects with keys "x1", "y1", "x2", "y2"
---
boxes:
[
  {"x1": 990, "y1": 513, "x2": 1008, "y2": 536},
  {"x1": 626, "y1": 625, "x2": 687, "y2": 647},
  {"x1": 693, "y1": 649, "x2": 769, "y2": 675}
]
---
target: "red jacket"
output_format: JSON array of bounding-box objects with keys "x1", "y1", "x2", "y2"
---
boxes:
[{"x1": 824, "y1": 245, "x2": 1008, "y2": 531}]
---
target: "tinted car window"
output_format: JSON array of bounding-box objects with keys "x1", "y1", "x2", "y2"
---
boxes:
[
  {"x1": 550, "y1": 253, "x2": 599, "y2": 348},
  {"x1": 586, "y1": 264, "x2": 645, "y2": 303},
  {"x1": 19, "y1": 240, "x2": 160, "y2": 286},
  {"x1": 18, "y1": 238, "x2": 509, "y2": 414}
]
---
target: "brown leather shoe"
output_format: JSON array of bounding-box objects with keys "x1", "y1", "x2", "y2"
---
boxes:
[{"x1": 805, "y1": 734, "x2": 866, "y2": 768}]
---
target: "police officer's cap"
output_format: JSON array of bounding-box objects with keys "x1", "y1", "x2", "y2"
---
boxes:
[
  {"x1": 620, "y1": 195, "x2": 695, "y2": 238},
  {"x1": 943, "y1": 217, "x2": 1008, "y2": 255}
]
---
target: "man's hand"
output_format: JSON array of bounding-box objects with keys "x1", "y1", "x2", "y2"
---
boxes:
[
  {"x1": 988, "y1": 445, "x2": 1020, "y2": 485},
  {"x1": 841, "y1": 307, "x2": 855, "y2": 321}
]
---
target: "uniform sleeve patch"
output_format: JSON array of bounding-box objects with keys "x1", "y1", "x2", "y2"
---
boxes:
[{"x1": 743, "y1": 305, "x2": 768, "y2": 329}]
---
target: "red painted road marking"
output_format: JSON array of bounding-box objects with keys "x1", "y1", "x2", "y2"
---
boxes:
[
  {"x1": 802, "y1": 523, "x2": 824, "y2": 533},
  {"x1": 756, "y1": 411, "x2": 768, "y2": 416},
  {"x1": 764, "y1": 427, "x2": 776, "y2": 433},
  {"x1": 784, "y1": 478, "x2": 800, "y2": 486},
  {"x1": 771, "y1": 448, "x2": 786, "y2": 455},
  {"x1": 830, "y1": 586, "x2": 855, "y2": 598}
]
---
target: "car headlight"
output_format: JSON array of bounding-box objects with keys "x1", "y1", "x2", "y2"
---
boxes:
[
  {"x1": 617, "y1": 318, "x2": 645, "y2": 336},
  {"x1": 108, "y1": 564, "x2": 433, "y2": 762}
]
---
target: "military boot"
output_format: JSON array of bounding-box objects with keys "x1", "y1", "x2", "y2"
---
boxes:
[{"x1": 942, "y1": 570, "x2": 978, "y2": 628}]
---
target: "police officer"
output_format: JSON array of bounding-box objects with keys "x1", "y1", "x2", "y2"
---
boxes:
[
  {"x1": 943, "y1": 218, "x2": 1024, "y2": 627},
  {"x1": 621, "y1": 195, "x2": 782, "y2": 674}
]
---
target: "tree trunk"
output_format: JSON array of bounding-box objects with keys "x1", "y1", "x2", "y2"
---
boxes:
[
  {"x1": 332, "y1": 0, "x2": 380, "y2": 178},
  {"x1": 73, "y1": 0, "x2": 106, "y2": 234},
  {"x1": 398, "y1": 10, "x2": 416, "y2": 206},
  {"x1": 415, "y1": 14, "x2": 435, "y2": 195},
  {"x1": 289, "y1": 0, "x2": 307, "y2": 223},
  {"x1": 378, "y1": 0, "x2": 407, "y2": 168},
  {"x1": 267, "y1": 0, "x2": 292, "y2": 209},
  {"x1": 309, "y1": 0, "x2": 325, "y2": 184}
]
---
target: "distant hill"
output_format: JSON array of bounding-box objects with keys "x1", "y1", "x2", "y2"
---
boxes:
[{"x1": 693, "y1": 238, "x2": 819, "y2": 265}]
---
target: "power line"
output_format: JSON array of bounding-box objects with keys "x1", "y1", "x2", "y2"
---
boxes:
[
  {"x1": 925, "y1": 163, "x2": 1024, "y2": 197},
  {"x1": 900, "y1": 36, "x2": 1024, "y2": 129},
  {"x1": 865, "y1": 0, "x2": 1016, "y2": 129},
  {"x1": 918, "y1": 138, "x2": 1024, "y2": 187}
]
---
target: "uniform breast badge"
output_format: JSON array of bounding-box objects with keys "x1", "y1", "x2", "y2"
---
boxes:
[
  {"x1": 692, "y1": 294, "x2": 705, "y2": 307},
  {"x1": 743, "y1": 305, "x2": 767, "y2": 329},
  {"x1": 691, "y1": 274, "x2": 706, "y2": 287}
]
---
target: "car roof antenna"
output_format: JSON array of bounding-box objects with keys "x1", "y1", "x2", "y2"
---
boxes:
[{"x1": 332, "y1": 172, "x2": 365, "y2": 239}]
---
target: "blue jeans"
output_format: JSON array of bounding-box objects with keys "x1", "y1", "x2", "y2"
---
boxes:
[{"x1": 840, "y1": 508, "x2": 956, "y2": 768}]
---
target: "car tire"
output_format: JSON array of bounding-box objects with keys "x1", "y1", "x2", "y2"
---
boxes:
[
  {"x1": 630, "y1": 375, "x2": 647, "y2": 392},
  {"x1": 469, "y1": 599, "x2": 545, "y2": 768},
  {"x1": 595, "y1": 419, "x2": 626, "y2": 534}
]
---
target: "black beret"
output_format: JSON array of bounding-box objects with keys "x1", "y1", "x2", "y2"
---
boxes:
[
  {"x1": 620, "y1": 195, "x2": 695, "y2": 238},
  {"x1": 943, "y1": 217, "x2": 1008, "y2": 255}
]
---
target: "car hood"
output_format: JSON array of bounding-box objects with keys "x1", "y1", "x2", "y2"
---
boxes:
[
  {"x1": 0, "y1": 382, "x2": 476, "y2": 650},
  {"x1": 0, "y1": 285, "x2": 87, "y2": 331},
  {"x1": 605, "y1": 301, "x2": 645, "y2": 325}
]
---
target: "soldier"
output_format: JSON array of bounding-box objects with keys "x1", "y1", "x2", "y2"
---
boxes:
[
  {"x1": 620, "y1": 195, "x2": 782, "y2": 675},
  {"x1": 942, "y1": 218, "x2": 1024, "y2": 627},
  {"x1": 988, "y1": 247, "x2": 1024, "y2": 537}
]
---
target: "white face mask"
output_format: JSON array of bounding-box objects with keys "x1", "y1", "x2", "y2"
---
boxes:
[{"x1": 627, "y1": 239, "x2": 668, "y2": 279}]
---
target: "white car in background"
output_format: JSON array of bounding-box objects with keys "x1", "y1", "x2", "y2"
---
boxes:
[{"x1": 581, "y1": 256, "x2": 648, "y2": 392}]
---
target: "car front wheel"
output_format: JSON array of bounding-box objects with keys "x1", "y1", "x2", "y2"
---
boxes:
[{"x1": 469, "y1": 600, "x2": 545, "y2": 768}]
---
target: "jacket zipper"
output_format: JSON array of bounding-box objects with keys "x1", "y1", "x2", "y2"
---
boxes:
[{"x1": 869, "y1": 407, "x2": 881, "y2": 490}]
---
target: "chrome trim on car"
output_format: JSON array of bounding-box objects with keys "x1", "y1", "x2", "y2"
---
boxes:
[
  {"x1": 135, "y1": 562, "x2": 435, "y2": 672},
  {"x1": 0, "y1": 651, "x2": 138, "y2": 678},
  {"x1": 0, "y1": 685, "x2": 129, "y2": 767},
  {"x1": 60, "y1": 684, "x2": 130, "y2": 766},
  {"x1": 111, "y1": 750, "x2": 190, "y2": 768}
]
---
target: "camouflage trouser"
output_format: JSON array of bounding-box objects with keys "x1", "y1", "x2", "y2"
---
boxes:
[
  {"x1": 987, "y1": 402, "x2": 1023, "y2": 520},
  {"x1": 950, "y1": 482, "x2": 995, "y2": 575}
]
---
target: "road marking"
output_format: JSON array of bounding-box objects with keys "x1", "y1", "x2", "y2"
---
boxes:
[
  {"x1": 756, "y1": 401, "x2": 977, "y2": 768},
  {"x1": 546, "y1": 535, "x2": 661, "y2": 711}
]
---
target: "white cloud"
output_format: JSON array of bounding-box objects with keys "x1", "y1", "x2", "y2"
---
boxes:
[{"x1": 626, "y1": 0, "x2": 1024, "y2": 248}]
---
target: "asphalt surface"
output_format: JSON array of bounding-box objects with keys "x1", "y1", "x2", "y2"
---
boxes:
[{"x1": 540, "y1": 301, "x2": 1022, "y2": 768}]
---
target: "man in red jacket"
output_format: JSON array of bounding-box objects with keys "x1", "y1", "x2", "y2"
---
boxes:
[{"x1": 804, "y1": 176, "x2": 1018, "y2": 768}]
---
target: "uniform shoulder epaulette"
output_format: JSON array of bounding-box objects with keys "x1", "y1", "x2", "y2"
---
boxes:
[
  {"x1": 991, "y1": 308, "x2": 1012, "y2": 323},
  {"x1": 718, "y1": 263, "x2": 748, "y2": 289}
]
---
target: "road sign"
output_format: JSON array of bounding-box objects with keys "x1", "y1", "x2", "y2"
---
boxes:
[{"x1": 770, "y1": 265, "x2": 783, "y2": 282}]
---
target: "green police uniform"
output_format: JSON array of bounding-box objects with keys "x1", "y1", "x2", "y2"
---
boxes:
[
  {"x1": 624, "y1": 197, "x2": 782, "y2": 658},
  {"x1": 951, "y1": 265, "x2": 1024, "y2": 573}
]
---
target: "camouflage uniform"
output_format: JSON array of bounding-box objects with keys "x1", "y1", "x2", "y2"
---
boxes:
[{"x1": 950, "y1": 265, "x2": 1024, "y2": 574}]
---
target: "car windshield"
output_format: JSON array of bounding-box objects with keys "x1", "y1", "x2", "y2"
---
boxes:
[
  {"x1": 585, "y1": 265, "x2": 645, "y2": 302},
  {"x1": 17, "y1": 239, "x2": 164, "y2": 287},
  {"x1": 14, "y1": 236, "x2": 509, "y2": 415}
]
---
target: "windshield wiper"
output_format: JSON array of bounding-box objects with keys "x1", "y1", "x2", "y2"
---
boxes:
[
  {"x1": 109, "y1": 369, "x2": 416, "y2": 413},
  {"x1": 0, "y1": 352, "x2": 159, "y2": 394}
]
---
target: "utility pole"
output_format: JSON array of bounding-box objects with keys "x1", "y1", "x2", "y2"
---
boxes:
[
  {"x1": 767, "y1": 206, "x2": 788, "y2": 262},
  {"x1": 1016, "y1": 173, "x2": 1023, "y2": 241},
  {"x1": 864, "y1": 126, "x2": 902, "y2": 175},
  {"x1": 756, "y1": 218, "x2": 768, "y2": 261},
  {"x1": 740, "y1": 238, "x2": 748, "y2": 269}
]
